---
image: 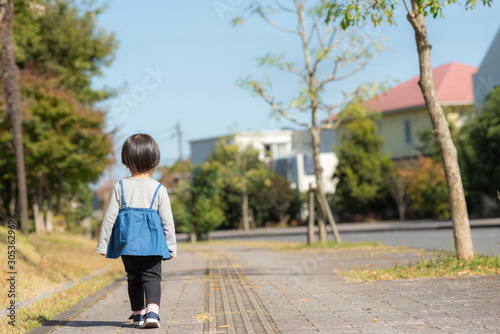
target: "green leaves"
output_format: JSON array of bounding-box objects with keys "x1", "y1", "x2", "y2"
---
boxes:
[
  {"x1": 460, "y1": 87, "x2": 500, "y2": 202},
  {"x1": 333, "y1": 116, "x2": 392, "y2": 218},
  {"x1": 325, "y1": 0, "x2": 396, "y2": 29},
  {"x1": 14, "y1": 0, "x2": 118, "y2": 103},
  {"x1": 325, "y1": 0, "x2": 493, "y2": 29}
]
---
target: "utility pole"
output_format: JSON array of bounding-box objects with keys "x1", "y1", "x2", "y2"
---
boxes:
[{"x1": 177, "y1": 120, "x2": 183, "y2": 162}]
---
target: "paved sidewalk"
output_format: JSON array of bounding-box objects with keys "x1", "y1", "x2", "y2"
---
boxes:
[{"x1": 30, "y1": 243, "x2": 500, "y2": 333}]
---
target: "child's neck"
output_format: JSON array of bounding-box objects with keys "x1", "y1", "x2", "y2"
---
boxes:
[{"x1": 130, "y1": 170, "x2": 153, "y2": 179}]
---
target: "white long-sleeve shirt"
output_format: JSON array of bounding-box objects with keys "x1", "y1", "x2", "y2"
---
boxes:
[{"x1": 96, "y1": 177, "x2": 177, "y2": 258}]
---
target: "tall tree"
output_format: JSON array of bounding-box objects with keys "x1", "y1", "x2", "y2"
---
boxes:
[
  {"x1": 325, "y1": 0, "x2": 491, "y2": 259},
  {"x1": 0, "y1": 0, "x2": 28, "y2": 234},
  {"x1": 0, "y1": 0, "x2": 117, "y2": 230},
  {"x1": 461, "y1": 87, "x2": 500, "y2": 212},
  {"x1": 16, "y1": 0, "x2": 117, "y2": 104},
  {"x1": 172, "y1": 162, "x2": 225, "y2": 241},
  {"x1": 235, "y1": 0, "x2": 384, "y2": 242},
  {"x1": 208, "y1": 142, "x2": 263, "y2": 233},
  {"x1": 333, "y1": 116, "x2": 392, "y2": 220}
]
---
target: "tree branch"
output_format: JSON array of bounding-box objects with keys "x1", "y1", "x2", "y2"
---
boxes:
[
  {"x1": 256, "y1": 8, "x2": 298, "y2": 35},
  {"x1": 253, "y1": 82, "x2": 310, "y2": 129},
  {"x1": 295, "y1": 0, "x2": 313, "y2": 75},
  {"x1": 273, "y1": 0, "x2": 296, "y2": 13},
  {"x1": 402, "y1": 0, "x2": 414, "y2": 17}
]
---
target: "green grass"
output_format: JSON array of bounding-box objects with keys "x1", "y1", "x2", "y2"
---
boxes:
[
  {"x1": 1, "y1": 270, "x2": 123, "y2": 334},
  {"x1": 0, "y1": 227, "x2": 124, "y2": 333},
  {"x1": 344, "y1": 250, "x2": 500, "y2": 281}
]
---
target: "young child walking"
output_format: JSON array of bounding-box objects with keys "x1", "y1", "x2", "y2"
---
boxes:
[{"x1": 96, "y1": 134, "x2": 177, "y2": 328}]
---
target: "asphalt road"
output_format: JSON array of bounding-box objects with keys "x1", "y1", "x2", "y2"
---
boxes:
[{"x1": 244, "y1": 227, "x2": 500, "y2": 255}]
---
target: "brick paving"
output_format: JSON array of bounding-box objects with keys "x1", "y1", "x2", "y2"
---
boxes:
[{"x1": 30, "y1": 243, "x2": 500, "y2": 333}]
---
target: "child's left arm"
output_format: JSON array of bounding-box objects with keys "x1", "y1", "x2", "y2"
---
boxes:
[
  {"x1": 158, "y1": 186, "x2": 177, "y2": 259},
  {"x1": 96, "y1": 183, "x2": 121, "y2": 255}
]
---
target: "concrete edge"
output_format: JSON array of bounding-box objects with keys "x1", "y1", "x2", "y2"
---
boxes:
[
  {"x1": 195, "y1": 223, "x2": 500, "y2": 241},
  {"x1": 27, "y1": 276, "x2": 126, "y2": 334}
]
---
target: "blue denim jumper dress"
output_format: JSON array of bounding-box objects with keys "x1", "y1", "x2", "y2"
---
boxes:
[{"x1": 106, "y1": 180, "x2": 170, "y2": 260}]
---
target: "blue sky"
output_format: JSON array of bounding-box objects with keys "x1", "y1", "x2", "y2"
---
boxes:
[{"x1": 91, "y1": 0, "x2": 500, "y2": 177}]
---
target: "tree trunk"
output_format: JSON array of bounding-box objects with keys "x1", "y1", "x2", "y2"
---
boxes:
[
  {"x1": 241, "y1": 177, "x2": 250, "y2": 234},
  {"x1": 56, "y1": 174, "x2": 62, "y2": 215},
  {"x1": 46, "y1": 184, "x2": 54, "y2": 233},
  {"x1": 398, "y1": 201, "x2": 406, "y2": 221},
  {"x1": 37, "y1": 176, "x2": 45, "y2": 232},
  {"x1": 310, "y1": 122, "x2": 342, "y2": 242},
  {"x1": 407, "y1": 3, "x2": 474, "y2": 259},
  {"x1": 9, "y1": 177, "x2": 16, "y2": 217},
  {"x1": 307, "y1": 184, "x2": 315, "y2": 245},
  {"x1": 1, "y1": 0, "x2": 29, "y2": 235},
  {"x1": 33, "y1": 191, "x2": 44, "y2": 233},
  {"x1": 318, "y1": 215, "x2": 327, "y2": 244}
]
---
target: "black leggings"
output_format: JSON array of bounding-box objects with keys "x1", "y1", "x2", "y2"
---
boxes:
[{"x1": 121, "y1": 255, "x2": 162, "y2": 311}]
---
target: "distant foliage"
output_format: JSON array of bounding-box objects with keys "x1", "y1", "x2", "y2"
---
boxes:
[
  {"x1": 460, "y1": 87, "x2": 500, "y2": 214},
  {"x1": 208, "y1": 142, "x2": 296, "y2": 228},
  {"x1": 0, "y1": 0, "x2": 116, "y2": 225},
  {"x1": 172, "y1": 162, "x2": 226, "y2": 240},
  {"x1": 333, "y1": 116, "x2": 392, "y2": 220},
  {"x1": 0, "y1": 74, "x2": 112, "y2": 224},
  {"x1": 167, "y1": 143, "x2": 297, "y2": 237},
  {"x1": 399, "y1": 157, "x2": 450, "y2": 220},
  {"x1": 14, "y1": 0, "x2": 118, "y2": 103}
]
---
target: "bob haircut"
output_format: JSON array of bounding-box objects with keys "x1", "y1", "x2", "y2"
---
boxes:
[{"x1": 121, "y1": 134, "x2": 161, "y2": 173}]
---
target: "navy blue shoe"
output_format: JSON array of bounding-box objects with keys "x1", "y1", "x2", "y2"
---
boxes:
[
  {"x1": 128, "y1": 312, "x2": 145, "y2": 326},
  {"x1": 144, "y1": 312, "x2": 160, "y2": 328}
]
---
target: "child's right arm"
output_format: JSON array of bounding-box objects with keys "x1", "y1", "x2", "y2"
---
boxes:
[{"x1": 95, "y1": 183, "x2": 121, "y2": 255}]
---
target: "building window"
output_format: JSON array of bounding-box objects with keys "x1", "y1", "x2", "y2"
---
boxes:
[
  {"x1": 403, "y1": 118, "x2": 412, "y2": 146},
  {"x1": 264, "y1": 144, "x2": 272, "y2": 158},
  {"x1": 276, "y1": 143, "x2": 287, "y2": 158}
]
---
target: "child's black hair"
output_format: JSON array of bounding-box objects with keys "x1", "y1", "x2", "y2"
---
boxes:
[{"x1": 121, "y1": 134, "x2": 161, "y2": 173}]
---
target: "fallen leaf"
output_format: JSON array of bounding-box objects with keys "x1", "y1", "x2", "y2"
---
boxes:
[
  {"x1": 213, "y1": 287, "x2": 220, "y2": 290},
  {"x1": 218, "y1": 325, "x2": 231, "y2": 328},
  {"x1": 414, "y1": 327, "x2": 423, "y2": 329},
  {"x1": 266, "y1": 301, "x2": 272, "y2": 304},
  {"x1": 122, "y1": 300, "x2": 128, "y2": 303},
  {"x1": 99, "y1": 297, "x2": 106, "y2": 300},
  {"x1": 80, "y1": 316, "x2": 88, "y2": 318},
  {"x1": 170, "y1": 308, "x2": 176, "y2": 311},
  {"x1": 83, "y1": 329, "x2": 87, "y2": 331},
  {"x1": 297, "y1": 299, "x2": 307, "y2": 301},
  {"x1": 372, "y1": 319, "x2": 378, "y2": 322}
]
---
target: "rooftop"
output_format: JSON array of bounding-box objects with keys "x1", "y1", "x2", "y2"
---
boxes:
[{"x1": 367, "y1": 62, "x2": 477, "y2": 113}]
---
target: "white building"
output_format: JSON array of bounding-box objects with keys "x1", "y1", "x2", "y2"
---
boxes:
[
  {"x1": 189, "y1": 129, "x2": 338, "y2": 194},
  {"x1": 474, "y1": 26, "x2": 500, "y2": 105}
]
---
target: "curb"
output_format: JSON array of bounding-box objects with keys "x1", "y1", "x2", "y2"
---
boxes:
[{"x1": 27, "y1": 276, "x2": 126, "y2": 334}]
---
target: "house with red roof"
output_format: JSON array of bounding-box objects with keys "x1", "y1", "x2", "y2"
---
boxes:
[{"x1": 335, "y1": 62, "x2": 477, "y2": 158}]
